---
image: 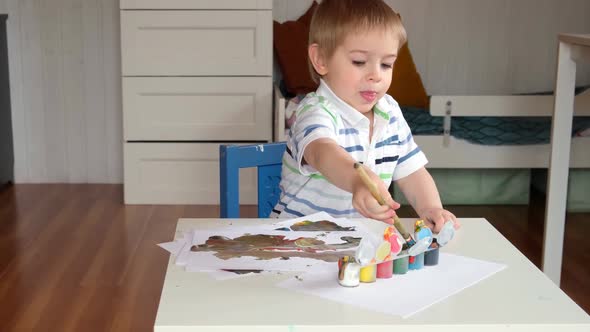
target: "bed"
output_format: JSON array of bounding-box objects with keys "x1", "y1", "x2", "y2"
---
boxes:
[
  {"x1": 273, "y1": 85, "x2": 590, "y2": 209},
  {"x1": 274, "y1": 86, "x2": 590, "y2": 167}
]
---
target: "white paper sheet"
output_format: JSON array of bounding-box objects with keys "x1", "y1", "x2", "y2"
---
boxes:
[
  {"x1": 276, "y1": 253, "x2": 507, "y2": 318},
  {"x1": 272, "y1": 212, "x2": 359, "y2": 230},
  {"x1": 157, "y1": 212, "x2": 365, "y2": 278},
  {"x1": 191, "y1": 226, "x2": 360, "y2": 248},
  {"x1": 174, "y1": 230, "x2": 194, "y2": 267},
  {"x1": 157, "y1": 241, "x2": 184, "y2": 257},
  {"x1": 158, "y1": 240, "x2": 287, "y2": 279},
  {"x1": 182, "y1": 212, "x2": 365, "y2": 272},
  {"x1": 206, "y1": 269, "x2": 275, "y2": 281},
  {"x1": 184, "y1": 251, "x2": 336, "y2": 272}
]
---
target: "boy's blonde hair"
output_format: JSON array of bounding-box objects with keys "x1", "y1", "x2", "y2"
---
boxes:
[{"x1": 308, "y1": 0, "x2": 407, "y2": 83}]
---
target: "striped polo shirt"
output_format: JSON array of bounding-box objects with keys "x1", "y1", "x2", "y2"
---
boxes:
[{"x1": 271, "y1": 79, "x2": 428, "y2": 219}]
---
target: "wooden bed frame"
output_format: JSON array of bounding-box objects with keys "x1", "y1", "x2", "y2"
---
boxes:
[{"x1": 274, "y1": 86, "x2": 590, "y2": 169}]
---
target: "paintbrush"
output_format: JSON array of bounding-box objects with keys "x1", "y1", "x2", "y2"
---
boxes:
[{"x1": 353, "y1": 162, "x2": 414, "y2": 244}]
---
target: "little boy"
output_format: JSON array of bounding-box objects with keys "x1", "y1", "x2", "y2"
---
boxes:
[{"x1": 271, "y1": 0, "x2": 459, "y2": 232}]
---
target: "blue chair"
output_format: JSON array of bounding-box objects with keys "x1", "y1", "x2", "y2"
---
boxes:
[{"x1": 219, "y1": 142, "x2": 287, "y2": 218}]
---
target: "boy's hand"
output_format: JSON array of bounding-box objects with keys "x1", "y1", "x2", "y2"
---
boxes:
[
  {"x1": 352, "y1": 169, "x2": 400, "y2": 223},
  {"x1": 418, "y1": 207, "x2": 461, "y2": 233}
]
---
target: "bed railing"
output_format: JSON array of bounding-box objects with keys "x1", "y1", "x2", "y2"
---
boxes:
[
  {"x1": 429, "y1": 90, "x2": 590, "y2": 147},
  {"x1": 430, "y1": 89, "x2": 590, "y2": 117}
]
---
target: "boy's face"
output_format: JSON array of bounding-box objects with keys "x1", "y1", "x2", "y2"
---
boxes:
[{"x1": 320, "y1": 29, "x2": 399, "y2": 115}]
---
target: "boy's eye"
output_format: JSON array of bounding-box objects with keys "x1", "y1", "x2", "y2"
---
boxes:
[{"x1": 352, "y1": 60, "x2": 365, "y2": 66}]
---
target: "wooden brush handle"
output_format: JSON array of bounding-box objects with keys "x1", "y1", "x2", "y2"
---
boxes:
[
  {"x1": 353, "y1": 163, "x2": 386, "y2": 205},
  {"x1": 354, "y1": 162, "x2": 412, "y2": 240},
  {"x1": 392, "y1": 215, "x2": 411, "y2": 241}
]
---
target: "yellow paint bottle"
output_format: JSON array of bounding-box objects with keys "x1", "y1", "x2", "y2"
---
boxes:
[{"x1": 359, "y1": 264, "x2": 376, "y2": 283}]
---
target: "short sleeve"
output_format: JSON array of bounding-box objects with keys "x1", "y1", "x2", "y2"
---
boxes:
[
  {"x1": 384, "y1": 96, "x2": 428, "y2": 180},
  {"x1": 288, "y1": 97, "x2": 338, "y2": 175}
]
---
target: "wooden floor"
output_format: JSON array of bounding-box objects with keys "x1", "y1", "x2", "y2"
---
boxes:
[{"x1": 0, "y1": 184, "x2": 588, "y2": 331}]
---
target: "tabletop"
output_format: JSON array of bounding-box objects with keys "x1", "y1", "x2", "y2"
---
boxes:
[
  {"x1": 154, "y1": 217, "x2": 590, "y2": 331},
  {"x1": 558, "y1": 33, "x2": 590, "y2": 47}
]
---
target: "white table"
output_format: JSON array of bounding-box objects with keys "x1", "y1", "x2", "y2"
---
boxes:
[
  {"x1": 154, "y1": 218, "x2": 590, "y2": 331},
  {"x1": 544, "y1": 33, "x2": 590, "y2": 285}
]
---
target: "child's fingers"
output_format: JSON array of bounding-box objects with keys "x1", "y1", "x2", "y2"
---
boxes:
[
  {"x1": 428, "y1": 214, "x2": 446, "y2": 232},
  {"x1": 426, "y1": 211, "x2": 460, "y2": 232},
  {"x1": 353, "y1": 197, "x2": 393, "y2": 224},
  {"x1": 419, "y1": 209, "x2": 445, "y2": 232},
  {"x1": 445, "y1": 211, "x2": 461, "y2": 229},
  {"x1": 385, "y1": 196, "x2": 400, "y2": 210},
  {"x1": 366, "y1": 198, "x2": 389, "y2": 213},
  {"x1": 370, "y1": 213, "x2": 394, "y2": 224},
  {"x1": 352, "y1": 197, "x2": 372, "y2": 220},
  {"x1": 365, "y1": 198, "x2": 395, "y2": 222},
  {"x1": 377, "y1": 182, "x2": 400, "y2": 210},
  {"x1": 354, "y1": 204, "x2": 386, "y2": 223},
  {"x1": 369, "y1": 209, "x2": 395, "y2": 223}
]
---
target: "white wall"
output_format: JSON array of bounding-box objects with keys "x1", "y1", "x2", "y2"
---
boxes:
[
  {"x1": 3, "y1": 0, "x2": 590, "y2": 183},
  {"x1": 3, "y1": 0, "x2": 122, "y2": 183},
  {"x1": 274, "y1": 0, "x2": 590, "y2": 95}
]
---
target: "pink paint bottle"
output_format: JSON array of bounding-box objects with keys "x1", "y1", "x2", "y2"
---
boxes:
[{"x1": 376, "y1": 260, "x2": 393, "y2": 278}]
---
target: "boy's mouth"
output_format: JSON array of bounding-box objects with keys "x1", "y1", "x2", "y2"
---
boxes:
[{"x1": 360, "y1": 91, "x2": 377, "y2": 102}]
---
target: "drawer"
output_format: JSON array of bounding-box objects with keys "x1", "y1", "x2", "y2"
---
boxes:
[
  {"x1": 120, "y1": 0, "x2": 272, "y2": 10},
  {"x1": 123, "y1": 77, "x2": 272, "y2": 141},
  {"x1": 124, "y1": 143, "x2": 257, "y2": 204},
  {"x1": 121, "y1": 10, "x2": 272, "y2": 76}
]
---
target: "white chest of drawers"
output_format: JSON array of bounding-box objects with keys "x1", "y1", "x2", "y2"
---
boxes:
[{"x1": 120, "y1": 0, "x2": 273, "y2": 204}]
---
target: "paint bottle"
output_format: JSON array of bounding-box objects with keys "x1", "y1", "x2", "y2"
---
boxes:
[
  {"x1": 338, "y1": 256, "x2": 360, "y2": 287},
  {"x1": 393, "y1": 243, "x2": 410, "y2": 274},
  {"x1": 408, "y1": 252, "x2": 425, "y2": 270},
  {"x1": 392, "y1": 256, "x2": 409, "y2": 274},
  {"x1": 359, "y1": 264, "x2": 377, "y2": 283},
  {"x1": 376, "y1": 260, "x2": 393, "y2": 278},
  {"x1": 424, "y1": 239, "x2": 440, "y2": 266},
  {"x1": 408, "y1": 220, "x2": 433, "y2": 268}
]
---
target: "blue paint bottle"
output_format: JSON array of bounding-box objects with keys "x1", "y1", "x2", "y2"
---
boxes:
[
  {"x1": 424, "y1": 239, "x2": 440, "y2": 266},
  {"x1": 408, "y1": 252, "x2": 425, "y2": 270}
]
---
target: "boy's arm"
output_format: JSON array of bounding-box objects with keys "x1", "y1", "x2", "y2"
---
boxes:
[
  {"x1": 396, "y1": 167, "x2": 459, "y2": 231},
  {"x1": 303, "y1": 138, "x2": 358, "y2": 192},
  {"x1": 395, "y1": 167, "x2": 442, "y2": 212},
  {"x1": 303, "y1": 138, "x2": 399, "y2": 222}
]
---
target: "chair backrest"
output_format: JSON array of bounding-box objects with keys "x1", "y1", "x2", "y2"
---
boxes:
[{"x1": 219, "y1": 143, "x2": 286, "y2": 218}]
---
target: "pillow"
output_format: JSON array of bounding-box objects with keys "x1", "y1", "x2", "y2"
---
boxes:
[
  {"x1": 273, "y1": 2, "x2": 319, "y2": 95},
  {"x1": 387, "y1": 42, "x2": 429, "y2": 109}
]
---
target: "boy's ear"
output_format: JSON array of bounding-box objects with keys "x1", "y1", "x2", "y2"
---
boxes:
[{"x1": 308, "y1": 43, "x2": 328, "y2": 76}]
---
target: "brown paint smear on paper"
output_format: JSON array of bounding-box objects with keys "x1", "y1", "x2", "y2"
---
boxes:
[
  {"x1": 289, "y1": 220, "x2": 355, "y2": 232},
  {"x1": 191, "y1": 234, "x2": 360, "y2": 262}
]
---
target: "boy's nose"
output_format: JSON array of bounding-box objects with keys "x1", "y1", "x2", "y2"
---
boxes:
[{"x1": 367, "y1": 66, "x2": 382, "y2": 82}]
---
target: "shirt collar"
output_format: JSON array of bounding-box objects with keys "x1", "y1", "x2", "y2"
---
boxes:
[
  {"x1": 317, "y1": 79, "x2": 367, "y2": 126},
  {"x1": 316, "y1": 79, "x2": 391, "y2": 127}
]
